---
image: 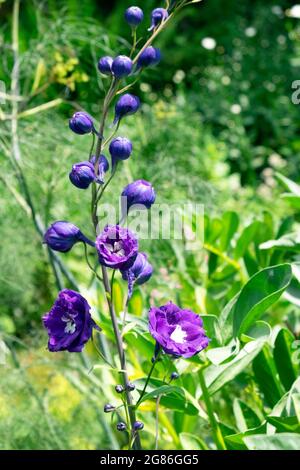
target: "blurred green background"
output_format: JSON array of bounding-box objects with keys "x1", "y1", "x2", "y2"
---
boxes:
[{"x1": 0, "y1": 0, "x2": 300, "y2": 450}]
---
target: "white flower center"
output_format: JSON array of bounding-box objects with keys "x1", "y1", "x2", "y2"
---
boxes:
[
  {"x1": 170, "y1": 325, "x2": 187, "y2": 344},
  {"x1": 62, "y1": 315, "x2": 76, "y2": 334}
]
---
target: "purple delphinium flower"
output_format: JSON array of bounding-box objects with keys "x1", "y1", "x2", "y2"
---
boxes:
[
  {"x1": 43, "y1": 289, "x2": 99, "y2": 352},
  {"x1": 69, "y1": 111, "x2": 94, "y2": 135},
  {"x1": 96, "y1": 225, "x2": 138, "y2": 270},
  {"x1": 148, "y1": 8, "x2": 169, "y2": 31},
  {"x1": 121, "y1": 179, "x2": 156, "y2": 214},
  {"x1": 121, "y1": 252, "x2": 153, "y2": 299},
  {"x1": 137, "y1": 47, "x2": 161, "y2": 69},
  {"x1": 69, "y1": 161, "x2": 95, "y2": 189},
  {"x1": 109, "y1": 137, "x2": 133, "y2": 164},
  {"x1": 125, "y1": 6, "x2": 144, "y2": 26},
  {"x1": 90, "y1": 154, "x2": 110, "y2": 184},
  {"x1": 149, "y1": 302, "x2": 209, "y2": 358},
  {"x1": 112, "y1": 55, "x2": 133, "y2": 78},
  {"x1": 98, "y1": 56, "x2": 113, "y2": 75},
  {"x1": 113, "y1": 93, "x2": 140, "y2": 125},
  {"x1": 43, "y1": 221, "x2": 94, "y2": 252}
]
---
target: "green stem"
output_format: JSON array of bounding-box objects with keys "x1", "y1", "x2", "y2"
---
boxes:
[
  {"x1": 136, "y1": 350, "x2": 161, "y2": 408},
  {"x1": 198, "y1": 368, "x2": 227, "y2": 450}
]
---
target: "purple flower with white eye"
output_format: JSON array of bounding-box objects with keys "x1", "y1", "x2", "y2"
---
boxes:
[
  {"x1": 121, "y1": 179, "x2": 156, "y2": 214},
  {"x1": 43, "y1": 221, "x2": 94, "y2": 253},
  {"x1": 125, "y1": 6, "x2": 144, "y2": 26},
  {"x1": 69, "y1": 112, "x2": 94, "y2": 135},
  {"x1": 113, "y1": 93, "x2": 140, "y2": 125},
  {"x1": 69, "y1": 161, "x2": 95, "y2": 189},
  {"x1": 98, "y1": 56, "x2": 113, "y2": 75},
  {"x1": 43, "y1": 289, "x2": 99, "y2": 352},
  {"x1": 148, "y1": 8, "x2": 169, "y2": 31},
  {"x1": 121, "y1": 252, "x2": 153, "y2": 299},
  {"x1": 137, "y1": 47, "x2": 161, "y2": 69},
  {"x1": 112, "y1": 56, "x2": 133, "y2": 78},
  {"x1": 149, "y1": 302, "x2": 210, "y2": 358},
  {"x1": 96, "y1": 225, "x2": 138, "y2": 270},
  {"x1": 90, "y1": 154, "x2": 110, "y2": 184},
  {"x1": 109, "y1": 137, "x2": 133, "y2": 164}
]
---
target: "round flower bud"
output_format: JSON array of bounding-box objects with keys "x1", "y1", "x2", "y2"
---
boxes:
[
  {"x1": 121, "y1": 252, "x2": 153, "y2": 299},
  {"x1": 148, "y1": 8, "x2": 169, "y2": 31},
  {"x1": 90, "y1": 154, "x2": 110, "y2": 184},
  {"x1": 113, "y1": 93, "x2": 140, "y2": 125},
  {"x1": 170, "y1": 372, "x2": 179, "y2": 381},
  {"x1": 69, "y1": 161, "x2": 95, "y2": 190},
  {"x1": 127, "y1": 382, "x2": 135, "y2": 392},
  {"x1": 43, "y1": 221, "x2": 94, "y2": 253},
  {"x1": 133, "y1": 421, "x2": 144, "y2": 431},
  {"x1": 115, "y1": 384, "x2": 124, "y2": 394},
  {"x1": 43, "y1": 289, "x2": 99, "y2": 352},
  {"x1": 149, "y1": 302, "x2": 210, "y2": 358},
  {"x1": 104, "y1": 404, "x2": 115, "y2": 413},
  {"x1": 98, "y1": 56, "x2": 113, "y2": 75},
  {"x1": 117, "y1": 422, "x2": 127, "y2": 432},
  {"x1": 121, "y1": 179, "x2": 156, "y2": 213},
  {"x1": 96, "y1": 225, "x2": 138, "y2": 270},
  {"x1": 112, "y1": 55, "x2": 133, "y2": 78},
  {"x1": 69, "y1": 111, "x2": 94, "y2": 135},
  {"x1": 109, "y1": 137, "x2": 133, "y2": 164},
  {"x1": 137, "y1": 47, "x2": 161, "y2": 69},
  {"x1": 125, "y1": 6, "x2": 144, "y2": 26}
]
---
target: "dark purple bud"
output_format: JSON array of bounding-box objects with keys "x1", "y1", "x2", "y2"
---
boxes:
[
  {"x1": 133, "y1": 421, "x2": 144, "y2": 431},
  {"x1": 69, "y1": 112, "x2": 94, "y2": 135},
  {"x1": 148, "y1": 8, "x2": 169, "y2": 31},
  {"x1": 98, "y1": 56, "x2": 113, "y2": 75},
  {"x1": 170, "y1": 372, "x2": 179, "y2": 380},
  {"x1": 43, "y1": 289, "x2": 100, "y2": 353},
  {"x1": 91, "y1": 154, "x2": 110, "y2": 184},
  {"x1": 43, "y1": 221, "x2": 94, "y2": 253},
  {"x1": 113, "y1": 93, "x2": 140, "y2": 125},
  {"x1": 117, "y1": 422, "x2": 127, "y2": 432},
  {"x1": 104, "y1": 403, "x2": 115, "y2": 413},
  {"x1": 125, "y1": 6, "x2": 144, "y2": 26},
  {"x1": 115, "y1": 384, "x2": 124, "y2": 393},
  {"x1": 137, "y1": 47, "x2": 161, "y2": 69},
  {"x1": 96, "y1": 225, "x2": 138, "y2": 270},
  {"x1": 109, "y1": 137, "x2": 133, "y2": 164},
  {"x1": 121, "y1": 253, "x2": 153, "y2": 299},
  {"x1": 121, "y1": 179, "x2": 156, "y2": 214},
  {"x1": 69, "y1": 161, "x2": 95, "y2": 189},
  {"x1": 127, "y1": 382, "x2": 135, "y2": 391},
  {"x1": 112, "y1": 55, "x2": 133, "y2": 78}
]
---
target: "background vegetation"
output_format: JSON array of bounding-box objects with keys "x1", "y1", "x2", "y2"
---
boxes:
[{"x1": 1, "y1": 0, "x2": 300, "y2": 450}]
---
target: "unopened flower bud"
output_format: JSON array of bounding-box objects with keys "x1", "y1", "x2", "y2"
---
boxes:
[
  {"x1": 137, "y1": 47, "x2": 161, "y2": 69},
  {"x1": 125, "y1": 6, "x2": 144, "y2": 26},
  {"x1": 69, "y1": 161, "x2": 95, "y2": 189},
  {"x1": 127, "y1": 382, "x2": 135, "y2": 391},
  {"x1": 113, "y1": 93, "x2": 140, "y2": 125},
  {"x1": 69, "y1": 112, "x2": 94, "y2": 135},
  {"x1": 117, "y1": 422, "x2": 127, "y2": 432},
  {"x1": 91, "y1": 154, "x2": 110, "y2": 184},
  {"x1": 170, "y1": 372, "x2": 179, "y2": 381},
  {"x1": 115, "y1": 384, "x2": 124, "y2": 393},
  {"x1": 121, "y1": 179, "x2": 156, "y2": 214},
  {"x1": 104, "y1": 403, "x2": 115, "y2": 413},
  {"x1": 148, "y1": 8, "x2": 169, "y2": 31},
  {"x1": 98, "y1": 56, "x2": 113, "y2": 75},
  {"x1": 133, "y1": 421, "x2": 144, "y2": 431},
  {"x1": 109, "y1": 137, "x2": 133, "y2": 164},
  {"x1": 43, "y1": 221, "x2": 94, "y2": 253},
  {"x1": 112, "y1": 55, "x2": 133, "y2": 78},
  {"x1": 121, "y1": 253, "x2": 153, "y2": 299}
]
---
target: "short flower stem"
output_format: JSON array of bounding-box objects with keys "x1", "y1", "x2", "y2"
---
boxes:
[
  {"x1": 136, "y1": 350, "x2": 161, "y2": 408},
  {"x1": 198, "y1": 367, "x2": 227, "y2": 450}
]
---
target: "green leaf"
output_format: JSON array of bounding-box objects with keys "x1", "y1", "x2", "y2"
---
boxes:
[
  {"x1": 252, "y1": 346, "x2": 284, "y2": 408},
  {"x1": 219, "y1": 211, "x2": 239, "y2": 251},
  {"x1": 275, "y1": 172, "x2": 300, "y2": 196},
  {"x1": 281, "y1": 194, "x2": 300, "y2": 209},
  {"x1": 259, "y1": 233, "x2": 300, "y2": 252},
  {"x1": 206, "y1": 339, "x2": 239, "y2": 365},
  {"x1": 234, "y1": 221, "x2": 260, "y2": 259},
  {"x1": 266, "y1": 416, "x2": 300, "y2": 433},
  {"x1": 274, "y1": 328, "x2": 298, "y2": 391},
  {"x1": 233, "y1": 399, "x2": 262, "y2": 433},
  {"x1": 225, "y1": 424, "x2": 267, "y2": 450},
  {"x1": 232, "y1": 264, "x2": 292, "y2": 337},
  {"x1": 204, "y1": 338, "x2": 266, "y2": 395},
  {"x1": 243, "y1": 433, "x2": 300, "y2": 450},
  {"x1": 179, "y1": 433, "x2": 208, "y2": 450}
]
